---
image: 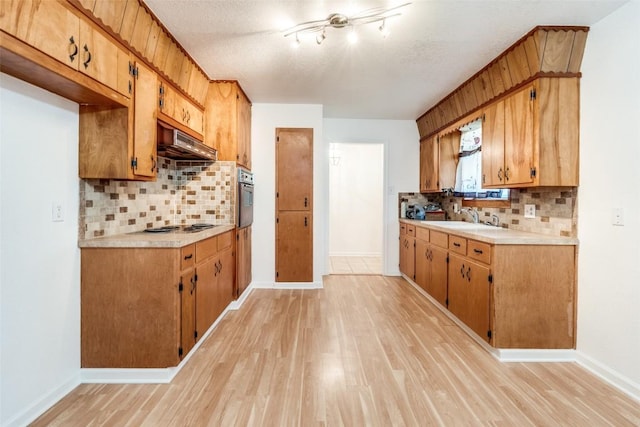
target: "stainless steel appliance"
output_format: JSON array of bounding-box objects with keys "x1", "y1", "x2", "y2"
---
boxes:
[
  {"x1": 157, "y1": 121, "x2": 217, "y2": 161},
  {"x1": 237, "y1": 168, "x2": 254, "y2": 228}
]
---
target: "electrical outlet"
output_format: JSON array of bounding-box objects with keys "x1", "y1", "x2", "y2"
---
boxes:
[
  {"x1": 612, "y1": 208, "x2": 624, "y2": 226},
  {"x1": 52, "y1": 201, "x2": 64, "y2": 222},
  {"x1": 524, "y1": 204, "x2": 536, "y2": 218},
  {"x1": 453, "y1": 203, "x2": 459, "y2": 213}
]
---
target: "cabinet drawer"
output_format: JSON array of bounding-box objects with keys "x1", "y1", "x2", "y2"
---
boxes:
[
  {"x1": 467, "y1": 240, "x2": 491, "y2": 264},
  {"x1": 406, "y1": 224, "x2": 416, "y2": 237},
  {"x1": 430, "y1": 231, "x2": 448, "y2": 249},
  {"x1": 217, "y1": 231, "x2": 233, "y2": 251},
  {"x1": 400, "y1": 224, "x2": 407, "y2": 235},
  {"x1": 196, "y1": 237, "x2": 217, "y2": 263},
  {"x1": 181, "y1": 244, "x2": 195, "y2": 270},
  {"x1": 416, "y1": 227, "x2": 429, "y2": 242},
  {"x1": 449, "y1": 235, "x2": 467, "y2": 255}
]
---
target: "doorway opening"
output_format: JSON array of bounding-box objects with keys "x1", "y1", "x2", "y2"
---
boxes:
[{"x1": 328, "y1": 142, "x2": 384, "y2": 275}]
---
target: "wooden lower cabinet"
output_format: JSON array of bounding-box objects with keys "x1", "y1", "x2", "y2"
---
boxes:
[
  {"x1": 403, "y1": 222, "x2": 577, "y2": 349},
  {"x1": 399, "y1": 223, "x2": 416, "y2": 280},
  {"x1": 276, "y1": 211, "x2": 312, "y2": 282},
  {"x1": 81, "y1": 231, "x2": 235, "y2": 368},
  {"x1": 448, "y1": 253, "x2": 491, "y2": 342}
]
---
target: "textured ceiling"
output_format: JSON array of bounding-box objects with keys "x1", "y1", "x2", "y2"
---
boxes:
[{"x1": 144, "y1": 0, "x2": 627, "y2": 120}]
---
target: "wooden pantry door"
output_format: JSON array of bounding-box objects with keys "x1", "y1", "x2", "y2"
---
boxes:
[{"x1": 275, "y1": 128, "x2": 313, "y2": 282}]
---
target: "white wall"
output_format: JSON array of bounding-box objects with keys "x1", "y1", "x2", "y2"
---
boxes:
[
  {"x1": 329, "y1": 143, "x2": 384, "y2": 257},
  {"x1": 577, "y1": 0, "x2": 640, "y2": 397},
  {"x1": 251, "y1": 104, "x2": 325, "y2": 285},
  {"x1": 0, "y1": 74, "x2": 81, "y2": 426},
  {"x1": 324, "y1": 119, "x2": 420, "y2": 275}
]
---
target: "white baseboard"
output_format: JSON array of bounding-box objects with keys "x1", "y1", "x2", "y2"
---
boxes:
[
  {"x1": 575, "y1": 351, "x2": 640, "y2": 402},
  {"x1": 80, "y1": 291, "x2": 253, "y2": 384},
  {"x1": 252, "y1": 280, "x2": 323, "y2": 289},
  {"x1": 4, "y1": 372, "x2": 80, "y2": 427},
  {"x1": 329, "y1": 252, "x2": 382, "y2": 257},
  {"x1": 496, "y1": 349, "x2": 576, "y2": 362}
]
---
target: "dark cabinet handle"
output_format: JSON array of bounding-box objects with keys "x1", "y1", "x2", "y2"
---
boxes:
[
  {"x1": 460, "y1": 264, "x2": 465, "y2": 278},
  {"x1": 304, "y1": 216, "x2": 308, "y2": 227},
  {"x1": 190, "y1": 276, "x2": 196, "y2": 293},
  {"x1": 184, "y1": 254, "x2": 193, "y2": 260},
  {"x1": 83, "y1": 44, "x2": 92, "y2": 69},
  {"x1": 69, "y1": 36, "x2": 78, "y2": 62},
  {"x1": 505, "y1": 167, "x2": 510, "y2": 181},
  {"x1": 304, "y1": 197, "x2": 308, "y2": 207},
  {"x1": 498, "y1": 168, "x2": 503, "y2": 181},
  {"x1": 473, "y1": 249, "x2": 483, "y2": 254},
  {"x1": 466, "y1": 267, "x2": 471, "y2": 282},
  {"x1": 151, "y1": 156, "x2": 156, "y2": 173},
  {"x1": 453, "y1": 242, "x2": 461, "y2": 247}
]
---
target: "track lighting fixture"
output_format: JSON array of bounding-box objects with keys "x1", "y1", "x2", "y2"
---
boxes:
[{"x1": 283, "y1": 2, "x2": 411, "y2": 47}]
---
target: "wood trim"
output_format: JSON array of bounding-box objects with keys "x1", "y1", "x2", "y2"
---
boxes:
[
  {"x1": 211, "y1": 79, "x2": 252, "y2": 104},
  {"x1": 416, "y1": 26, "x2": 588, "y2": 140}
]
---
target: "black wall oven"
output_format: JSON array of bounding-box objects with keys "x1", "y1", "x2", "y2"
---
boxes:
[{"x1": 237, "y1": 168, "x2": 254, "y2": 228}]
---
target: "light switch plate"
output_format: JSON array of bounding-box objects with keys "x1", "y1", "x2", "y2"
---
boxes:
[
  {"x1": 524, "y1": 204, "x2": 536, "y2": 218},
  {"x1": 612, "y1": 207, "x2": 624, "y2": 226},
  {"x1": 52, "y1": 201, "x2": 64, "y2": 222}
]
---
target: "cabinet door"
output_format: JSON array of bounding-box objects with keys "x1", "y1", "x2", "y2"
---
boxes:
[
  {"x1": 448, "y1": 253, "x2": 469, "y2": 325},
  {"x1": 78, "y1": 19, "x2": 130, "y2": 97},
  {"x1": 438, "y1": 132, "x2": 460, "y2": 190},
  {"x1": 482, "y1": 100, "x2": 505, "y2": 187},
  {"x1": 464, "y1": 259, "x2": 491, "y2": 342},
  {"x1": 159, "y1": 80, "x2": 176, "y2": 119},
  {"x1": 217, "y1": 246, "x2": 235, "y2": 314},
  {"x1": 237, "y1": 91, "x2": 252, "y2": 169},
  {"x1": 0, "y1": 0, "x2": 79, "y2": 68},
  {"x1": 237, "y1": 226, "x2": 252, "y2": 297},
  {"x1": 415, "y1": 238, "x2": 429, "y2": 292},
  {"x1": 195, "y1": 257, "x2": 217, "y2": 340},
  {"x1": 132, "y1": 60, "x2": 158, "y2": 178},
  {"x1": 276, "y1": 128, "x2": 313, "y2": 211},
  {"x1": 276, "y1": 211, "x2": 312, "y2": 282},
  {"x1": 448, "y1": 254, "x2": 490, "y2": 342},
  {"x1": 204, "y1": 81, "x2": 237, "y2": 154},
  {"x1": 180, "y1": 270, "x2": 196, "y2": 358},
  {"x1": 504, "y1": 84, "x2": 535, "y2": 186},
  {"x1": 400, "y1": 236, "x2": 415, "y2": 280},
  {"x1": 429, "y1": 245, "x2": 448, "y2": 307},
  {"x1": 419, "y1": 136, "x2": 439, "y2": 192}
]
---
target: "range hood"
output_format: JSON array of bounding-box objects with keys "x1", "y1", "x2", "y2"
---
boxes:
[{"x1": 157, "y1": 121, "x2": 217, "y2": 161}]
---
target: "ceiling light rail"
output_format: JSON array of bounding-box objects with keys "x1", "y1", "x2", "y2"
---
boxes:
[{"x1": 284, "y1": 2, "x2": 411, "y2": 46}]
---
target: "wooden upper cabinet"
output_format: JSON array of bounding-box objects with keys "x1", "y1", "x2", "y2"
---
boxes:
[
  {"x1": 79, "y1": 57, "x2": 157, "y2": 180},
  {"x1": 503, "y1": 83, "x2": 536, "y2": 186},
  {"x1": 0, "y1": 0, "x2": 79, "y2": 66},
  {"x1": 205, "y1": 81, "x2": 252, "y2": 167},
  {"x1": 482, "y1": 77, "x2": 579, "y2": 188},
  {"x1": 482, "y1": 100, "x2": 506, "y2": 187},
  {"x1": 0, "y1": 0, "x2": 130, "y2": 98},
  {"x1": 132, "y1": 60, "x2": 158, "y2": 178},
  {"x1": 419, "y1": 136, "x2": 439, "y2": 193},
  {"x1": 158, "y1": 78, "x2": 204, "y2": 137},
  {"x1": 438, "y1": 131, "x2": 460, "y2": 190},
  {"x1": 276, "y1": 128, "x2": 313, "y2": 211}
]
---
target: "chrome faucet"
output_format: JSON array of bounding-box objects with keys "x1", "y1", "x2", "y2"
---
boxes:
[{"x1": 460, "y1": 208, "x2": 479, "y2": 223}]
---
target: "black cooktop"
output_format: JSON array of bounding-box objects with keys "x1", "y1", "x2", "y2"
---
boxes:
[{"x1": 143, "y1": 224, "x2": 216, "y2": 233}]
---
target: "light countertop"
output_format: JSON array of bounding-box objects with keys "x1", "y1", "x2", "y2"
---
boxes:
[
  {"x1": 400, "y1": 219, "x2": 578, "y2": 245},
  {"x1": 78, "y1": 225, "x2": 236, "y2": 248}
]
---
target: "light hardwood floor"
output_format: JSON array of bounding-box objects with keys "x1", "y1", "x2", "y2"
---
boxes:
[
  {"x1": 33, "y1": 275, "x2": 639, "y2": 426},
  {"x1": 329, "y1": 256, "x2": 382, "y2": 274}
]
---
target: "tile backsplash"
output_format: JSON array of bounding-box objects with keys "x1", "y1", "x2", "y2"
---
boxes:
[
  {"x1": 399, "y1": 187, "x2": 577, "y2": 238},
  {"x1": 80, "y1": 158, "x2": 236, "y2": 239}
]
